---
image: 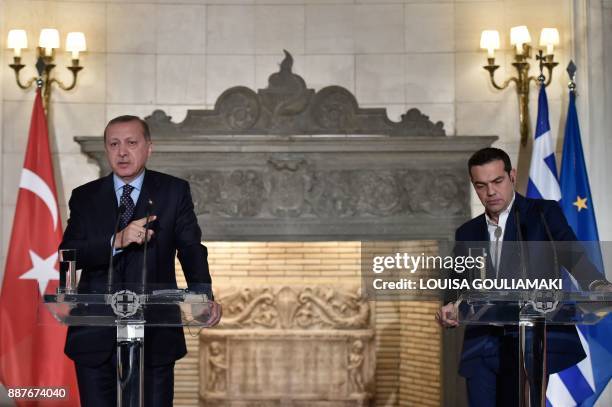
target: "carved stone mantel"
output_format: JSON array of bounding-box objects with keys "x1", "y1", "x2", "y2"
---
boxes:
[
  {"x1": 72, "y1": 51, "x2": 498, "y2": 407},
  {"x1": 75, "y1": 135, "x2": 493, "y2": 241},
  {"x1": 74, "y1": 51, "x2": 496, "y2": 241}
]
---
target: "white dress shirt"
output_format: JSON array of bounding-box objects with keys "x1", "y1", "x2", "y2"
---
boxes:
[{"x1": 485, "y1": 194, "x2": 515, "y2": 276}]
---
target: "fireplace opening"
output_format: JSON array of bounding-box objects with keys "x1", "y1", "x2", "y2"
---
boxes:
[{"x1": 173, "y1": 241, "x2": 442, "y2": 407}]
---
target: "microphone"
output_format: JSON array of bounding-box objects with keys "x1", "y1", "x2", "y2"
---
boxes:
[
  {"x1": 141, "y1": 199, "x2": 154, "y2": 293},
  {"x1": 514, "y1": 205, "x2": 528, "y2": 279},
  {"x1": 108, "y1": 204, "x2": 126, "y2": 292},
  {"x1": 539, "y1": 208, "x2": 560, "y2": 281},
  {"x1": 493, "y1": 226, "x2": 502, "y2": 277}
]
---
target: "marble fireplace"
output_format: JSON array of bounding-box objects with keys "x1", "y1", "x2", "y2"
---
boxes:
[{"x1": 75, "y1": 51, "x2": 494, "y2": 407}]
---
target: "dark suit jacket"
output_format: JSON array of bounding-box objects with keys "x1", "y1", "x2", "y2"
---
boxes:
[
  {"x1": 451, "y1": 192, "x2": 600, "y2": 377},
  {"x1": 60, "y1": 169, "x2": 212, "y2": 367}
]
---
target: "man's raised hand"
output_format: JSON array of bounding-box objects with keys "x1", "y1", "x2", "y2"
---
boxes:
[{"x1": 114, "y1": 215, "x2": 157, "y2": 248}]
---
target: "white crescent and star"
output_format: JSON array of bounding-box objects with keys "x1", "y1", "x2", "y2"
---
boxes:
[
  {"x1": 19, "y1": 168, "x2": 59, "y2": 230},
  {"x1": 17, "y1": 168, "x2": 61, "y2": 293},
  {"x1": 20, "y1": 250, "x2": 59, "y2": 295}
]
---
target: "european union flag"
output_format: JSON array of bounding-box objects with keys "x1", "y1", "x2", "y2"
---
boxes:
[
  {"x1": 556, "y1": 83, "x2": 612, "y2": 407},
  {"x1": 560, "y1": 92, "x2": 602, "y2": 248}
]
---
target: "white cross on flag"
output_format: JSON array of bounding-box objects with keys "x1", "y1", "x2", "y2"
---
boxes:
[{"x1": 0, "y1": 89, "x2": 79, "y2": 405}]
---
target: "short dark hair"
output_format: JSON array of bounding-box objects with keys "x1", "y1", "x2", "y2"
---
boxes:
[
  {"x1": 103, "y1": 115, "x2": 151, "y2": 142},
  {"x1": 468, "y1": 147, "x2": 512, "y2": 176}
]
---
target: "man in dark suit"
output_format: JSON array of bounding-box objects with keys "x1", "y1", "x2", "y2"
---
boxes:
[
  {"x1": 436, "y1": 147, "x2": 609, "y2": 406},
  {"x1": 60, "y1": 115, "x2": 220, "y2": 406}
]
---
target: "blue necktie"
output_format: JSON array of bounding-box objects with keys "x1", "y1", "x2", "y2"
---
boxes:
[{"x1": 119, "y1": 184, "x2": 135, "y2": 230}]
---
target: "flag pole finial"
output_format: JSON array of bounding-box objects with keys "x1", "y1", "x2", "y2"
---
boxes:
[
  {"x1": 566, "y1": 60, "x2": 577, "y2": 92},
  {"x1": 536, "y1": 50, "x2": 546, "y2": 85}
]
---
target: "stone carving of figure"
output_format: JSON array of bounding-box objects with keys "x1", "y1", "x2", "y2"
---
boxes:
[
  {"x1": 347, "y1": 339, "x2": 365, "y2": 394},
  {"x1": 208, "y1": 341, "x2": 227, "y2": 392}
]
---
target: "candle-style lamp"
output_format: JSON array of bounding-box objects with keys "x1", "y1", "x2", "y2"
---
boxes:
[
  {"x1": 480, "y1": 26, "x2": 560, "y2": 145},
  {"x1": 7, "y1": 28, "x2": 86, "y2": 112}
]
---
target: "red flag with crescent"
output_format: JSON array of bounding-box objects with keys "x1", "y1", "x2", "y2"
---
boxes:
[{"x1": 0, "y1": 89, "x2": 79, "y2": 405}]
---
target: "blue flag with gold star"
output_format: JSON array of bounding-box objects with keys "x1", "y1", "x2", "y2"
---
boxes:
[
  {"x1": 557, "y1": 89, "x2": 612, "y2": 407},
  {"x1": 559, "y1": 91, "x2": 603, "y2": 265}
]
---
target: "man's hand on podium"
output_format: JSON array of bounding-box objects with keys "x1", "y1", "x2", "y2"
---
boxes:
[
  {"x1": 589, "y1": 280, "x2": 612, "y2": 292},
  {"x1": 192, "y1": 301, "x2": 222, "y2": 327},
  {"x1": 436, "y1": 302, "x2": 458, "y2": 328}
]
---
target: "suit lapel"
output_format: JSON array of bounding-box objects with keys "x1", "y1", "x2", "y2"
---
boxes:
[
  {"x1": 498, "y1": 193, "x2": 525, "y2": 278},
  {"x1": 481, "y1": 216, "x2": 497, "y2": 278},
  {"x1": 89, "y1": 174, "x2": 124, "y2": 287},
  {"x1": 475, "y1": 215, "x2": 489, "y2": 242},
  {"x1": 133, "y1": 169, "x2": 157, "y2": 221},
  {"x1": 93, "y1": 173, "x2": 119, "y2": 236}
]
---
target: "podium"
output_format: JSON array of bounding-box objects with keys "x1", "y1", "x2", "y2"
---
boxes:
[
  {"x1": 44, "y1": 284, "x2": 218, "y2": 407},
  {"x1": 457, "y1": 290, "x2": 612, "y2": 407}
]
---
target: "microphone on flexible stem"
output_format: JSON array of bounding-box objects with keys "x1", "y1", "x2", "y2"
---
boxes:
[
  {"x1": 108, "y1": 204, "x2": 126, "y2": 293},
  {"x1": 141, "y1": 199, "x2": 154, "y2": 293},
  {"x1": 514, "y1": 205, "x2": 528, "y2": 280},
  {"x1": 539, "y1": 209, "x2": 560, "y2": 281},
  {"x1": 493, "y1": 226, "x2": 502, "y2": 278}
]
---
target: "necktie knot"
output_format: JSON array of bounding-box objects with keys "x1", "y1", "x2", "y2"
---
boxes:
[{"x1": 122, "y1": 184, "x2": 134, "y2": 197}]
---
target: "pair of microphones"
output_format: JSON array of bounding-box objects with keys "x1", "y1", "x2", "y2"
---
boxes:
[{"x1": 107, "y1": 199, "x2": 154, "y2": 293}]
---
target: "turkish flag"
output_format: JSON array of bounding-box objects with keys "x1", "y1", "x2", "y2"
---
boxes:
[{"x1": 0, "y1": 89, "x2": 79, "y2": 405}]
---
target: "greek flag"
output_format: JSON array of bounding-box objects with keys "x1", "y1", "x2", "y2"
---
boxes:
[{"x1": 526, "y1": 85, "x2": 561, "y2": 201}]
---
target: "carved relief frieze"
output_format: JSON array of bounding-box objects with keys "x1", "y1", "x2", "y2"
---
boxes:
[
  {"x1": 264, "y1": 158, "x2": 312, "y2": 218},
  {"x1": 216, "y1": 286, "x2": 370, "y2": 330},
  {"x1": 347, "y1": 339, "x2": 366, "y2": 394},
  {"x1": 145, "y1": 50, "x2": 445, "y2": 137},
  {"x1": 309, "y1": 170, "x2": 360, "y2": 218},
  {"x1": 207, "y1": 341, "x2": 227, "y2": 394},
  {"x1": 200, "y1": 285, "x2": 375, "y2": 406},
  {"x1": 217, "y1": 87, "x2": 261, "y2": 131},
  {"x1": 167, "y1": 166, "x2": 468, "y2": 220},
  {"x1": 310, "y1": 86, "x2": 359, "y2": 132}
]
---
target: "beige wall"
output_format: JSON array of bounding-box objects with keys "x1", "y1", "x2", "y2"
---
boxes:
[{"x1": 2, "y1": 0, "x2": 612, "y2": 271}]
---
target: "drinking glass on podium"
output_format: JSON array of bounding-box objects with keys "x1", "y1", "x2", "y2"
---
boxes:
[{"x1": 59, "y1": 249, "x2": 77, "y2": 294}]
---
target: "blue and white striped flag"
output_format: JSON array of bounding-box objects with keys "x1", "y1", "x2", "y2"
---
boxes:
[
  {"x1": 547, "y1": 327, "x2": 596, "y2": 406},
  {"x1": 527, "y1": 85, "x2": 561, "y2": 201},
  {"x1": 525, "y1": 83, "x2": 598, "y2": 406}
]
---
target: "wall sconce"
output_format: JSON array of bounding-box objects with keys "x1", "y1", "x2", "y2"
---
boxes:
[
  {"x1": 7, "y1": 28, "x2": 86, "y2": 112},
  {"x1": 480, "y1": 26, "x2": 559, "y2": 145}
]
